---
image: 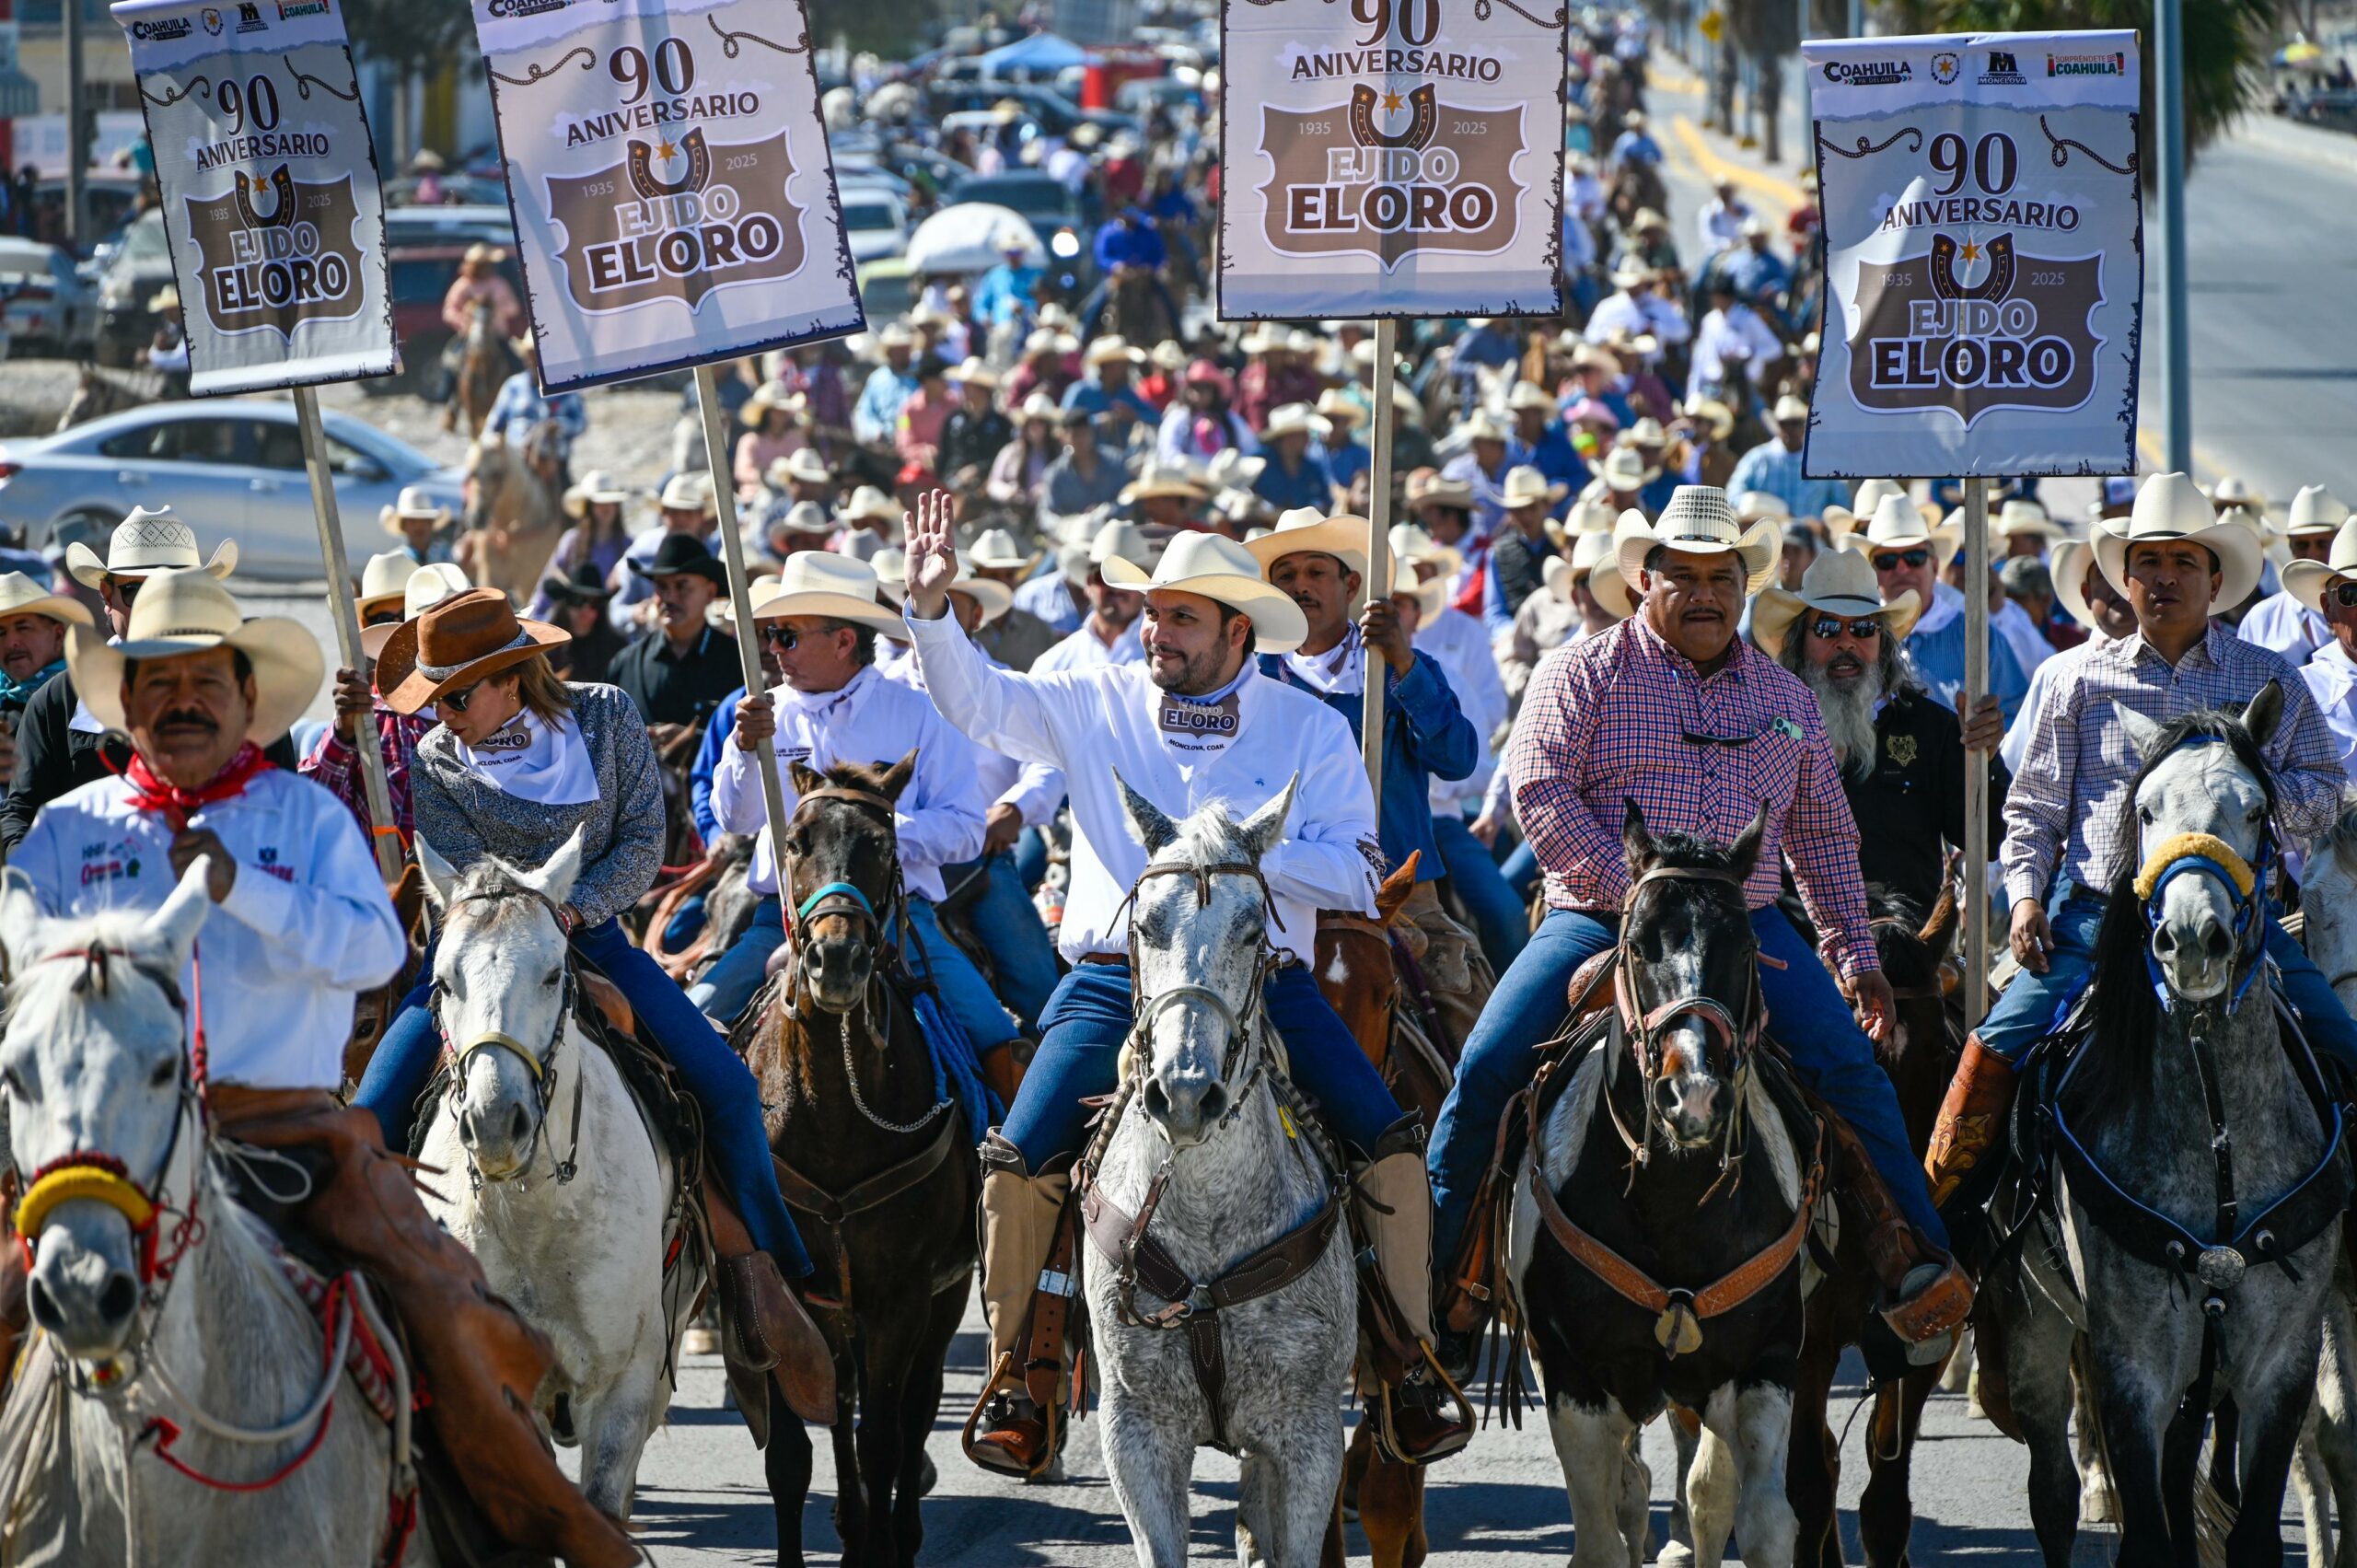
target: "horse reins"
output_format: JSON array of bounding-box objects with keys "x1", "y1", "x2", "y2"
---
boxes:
[{"x1": 432, "y1": 885, "x2": 585, "y2": 1189}]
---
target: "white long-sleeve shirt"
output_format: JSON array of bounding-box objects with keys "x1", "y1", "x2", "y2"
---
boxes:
[
  {"x1": 2302, "y1": 638, "x2": 2357, "y2": 781},
  {"x1": 904, "y1": 606, "x2": 1379, "y2": 964},
  {"x1": 1415, "y1": 606, "x2": 1507, "y2": 813},
  {"x1": 1034, "y1": 618, "x2": 1147, "y2": 675},
  {"x1": 878, "y1": 640, "x2": 1066, "y2": 830},
  {"x1": 2241, "y1": 588, "x2": 2331, "y2": 665},
  {"x1": 1584, "y1": 288, "x2": 1691, "y2": 349},
  {"x1": 711, "y1": 664, "x2": 986, "y2": 901},
  {"x1": 14, "y1": 769, "x2": 405, "y2": 1091},
  {"x1": 1689, "y1": 305, "x2": 1783, "y2": 395}
]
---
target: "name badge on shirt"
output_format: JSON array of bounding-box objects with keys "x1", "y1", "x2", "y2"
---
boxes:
[{"x1": 1158, "y1": 694, "x2": 1241, "y2": 751}]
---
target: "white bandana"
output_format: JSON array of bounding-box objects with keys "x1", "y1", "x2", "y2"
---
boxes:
[
  {"x1": 454, "y1": 706, "x2": 598, "y2": 805},
  {"x1": 1910, "y1": 579, "x2": 1965, "y2": 639},
  {"x1": 1281, "y1": 624, "x2": 1366, "y2": 698}
]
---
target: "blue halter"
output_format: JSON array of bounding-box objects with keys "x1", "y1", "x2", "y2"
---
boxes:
[
  {"x1": 2134, "y1": 738, "x2": 2274, "y2": 1015},
  {"x1": 795, "y1": 880, "x2": 877, "y2": 924}
]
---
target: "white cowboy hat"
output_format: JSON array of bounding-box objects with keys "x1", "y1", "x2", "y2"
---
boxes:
[
  {"x1": 1120, "y1": 461, "x2": 1208, "y2": 505},
  {"x1": 148, "y1": 285, "x2": 181, "y2": 313},
  {"x1": 1609, "y1": 257, "x2": 1653, "y2": 290},
  {"x1": 936, "y1": 557, "x2": 1016, "y2": 623},
  {"x1": 842, "y1": 485, "x2": 900, "y2": 525},
  {"x1": 1244, "y1": 508, "x2": 1371, "y2": 579},
  {"x1": 1838, "y1": 493, "x2": 1960, "y2": 568},
  {"x1": 1088, "y1": 518, "x2": 1154, "y2": 573},
  {"x1": 1749, "y1": 548, "x2": 1922, "y2": 660},
  {"x1": 969, "y1": 527, "x2": 1044, "y2": 578},
  {"x1": 2287, "y1": 485, "x2": 2351, "y2": 538},
  {"x1": 1407, "y1": 472, "x2": 1478, "y2": 512},
  {"x1": 1500, "y1": 466, "x2": 1568, "y2": 511},
  {"x1": 1562, "y1": 528, "x2": 1633, "y2": 619},
  {"x1": 1313, "y1": 389, "x2": 1365, "y2": 428},
  {"x1": 739, "y1": 385, "x2": 807, "y2": 427},
  {"x1": 1735, "y1": 490, "x2": 1791, "y2": 524},
  {"x1": 66, "y1": 568, "x2": 321, "y2": 745},
  {"x1": 1614, "y1": 486, "x2": 1781, "y2": 598},
  {"x1": 1260, "y1": 403, "x2": 1327, "y2": 442},
  {"x1": 1996, "y1": 497, "x2": 2067, "y2": 540},
  {"x1": 749, "y1": 551, "x2": 907, "y2": 636},
  {"x1": 1100, "y1": 531, "x2": 1309, "y2": 654},
  {"x1": 773, "y1": 447, "x2": 832, "y2": 487},
  {"x1": 1083, "y1": 335, "x2": 1145, "y2": 369},
  {"x1": 563, "y1": 470, "x2": 636, "y2": 519},
  {"x1": 2208, "y1": 474, "x2": 2265, "y2": 512},
  {"x1": 356, "y1": 551, "x2": 421, "y2": 618},
  {"x1": 712, "y1": 573, "x2": 779, "y2": 634},
  {"x1": 1453, "y1": 410, "x2": 1512, "y2": 445},
  {"x1": 0, "y1": 571, "x2": 91, "y2": 633},
  {"x1": 875, "y1": 322, "x2": 915, "y2": 351},
  {"x1": 1024, "y1": 328, "x2": 1079, "y2": 358},
  {"x1": 1383, "y1": 555, "x2": 1451, "y2": 621},
  {"x1": 1770, "y1": 393, "x2": 1811, "y2": 424},
  {"x1": 1388, "y1": 522, "x2": 1465, "y2": 584},
  {"x1": 2094, "y1": 471, "x2": 2267, "y2": 609},
  {"x1": 1016, "y1": 391, "x2": 1060, "y2": 423},
  {"x1": 377, "y1": 485, "x2": 451, "y2": 537},
  {"x1": 1625, "y1": 416, "x2": 1669, "y2": 448},
  {"x1": 66, "y1": 507, "x2": 238, "y2": 590},
  {"x1": 771, "y1": 501, "x2": 835, "y2": 537},
  {"x1": 1562, "y1": 497, "x2": 1620, "y2": 537},
  {"x1": 952, "y1": 357, "x2": 1000, "y2": 390},
  {"x1": 657, "y1": 471, "x2": 716, "y2": 514},
  {"x1": 1504, "y1": 380, "x2": 1557, "y2": 414},
  {"x1": 2281, "y1": 518, "x2": 2357, "y2": 615},
  {"x1": 359, "y1": 562, "x2": 472, "y2": 659},
  {"x1": 1202, "y1": 448, "x2": 1266, "y2": 492},
  {"x1": 1596, "y1": 446, "x2": 1653, "y2": 494},
  {"x1": 1150, "y1": 340, "x2": 1188, "y2": 372}
]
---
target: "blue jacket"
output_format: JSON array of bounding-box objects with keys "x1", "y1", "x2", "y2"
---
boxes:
[
  {"x1": 1256, "y1": 649, "x2": 1475, "y2": 883},
  {"x1": 691, "y1": 688, "x2": 743, "y2": 843},
  {"x1": 1906, "y1": 617, "x2": 2031, "y2": 724}
]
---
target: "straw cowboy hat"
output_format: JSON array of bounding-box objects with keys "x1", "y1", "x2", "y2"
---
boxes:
[
  {"x1": 1150, "y1": 340, "x2": 1188, "y2": 373},
  {"x1": 969, "y1": 528, "x2": 1045, "y2": 578},
  {"x1": 1684, "y1": 397, "x2": 1736, "y2": 443},
  {"x1": 148, "y1": 285, "x2": 180, "y2": 314},
  {"x1": 1995, "y1": 497, "x2": 2067, "y2": 543},
  {"x1": 2287, "y1": 484, "x2": 2351, "y2": 538},
  {"x1": 1406, "y1": 471, "x2": 1477, "y2": 513},
  {"x1": 563, "y1": 470, "x2": 637, "y2": 519},
  {"x1": 1245, "y1": 507, "x2": 1371, "y2": 579},
  {"x1": 739, "y1": 385, "x2": 807, "y2": 427},
  {"x1": 1560, "y1": 528, "x2": 1634, "y2": 619},
  {"x1": 1614, "y1": 485, "x2": 1781, "y2": 598},
  {"x1": 2049, "y1": 524, "x2": 2130, "y2": 633},
  {"x1": 1313, "y1": 389, "x2": 1365, "y2": 428},
  {"x1": 379, "y1": 485, "x2": 451, "y2": 537},
  {"x1": 1596, "y1": 447, "x2": 1652, "y2": 494},
  {"x1": 842, "y1": 485, "x2": 900, "y2": 526},
  {"x1": 1383, "y1": 555, "x2": 1452, "y2": 621},
  {"x1": 360, "y1": 562, "x2": 472, "y2": 662},
  {"x1": 1735, "y1": 490, "x2": 1791, "y2": 524},
  {"x1": 1087, "y1": 518, "x2": 1154, "y2": 574},
  {"x1": 1260, "y1": 403, "x2": 1326, "y2": 442},
  {"x1": 1120, "y1": 461, "x2": 1208, "y2": 505},
  {"x1": 1024, "y1": 328, "x2": 1079, "y2": 359},
  {"x1": 66, "y1": 568, "x2": 321, "y2": 745},
  {"x1": 657, "y1": 471, "x2": 716, "y2": 515},
  {"x1": 772, "y1": 447, "x2": 832, "y2": 487},
  {"x1": 461, "y1": 242, "x2": 508, "y2": 267},
  {"x1": 1101, "y1": 531, "x2": 1309, "y2": 653},
  {"x1": 1750, "y1": 548, "x2": 1922, "y2": 661},
  {"x1": 712, "y1": 573, "x2": 779, "y2": 634},
  {"x1": 2093, "y1": 472, "x2": 2266, "y2": 608},
  {"x1": 1389, "y1": 522, "x2": 1466, "y2": 585},
  {"x1": 0, "y1": 571, "x2": 92, "y2": 633},
  {"x1": 1454, "y1": 410, "x2": 1512, "y2": 446},
  {"x1": 355, "y1": 551, "x2": 423, "y2": 620},
  {"x1": 377, "y1": 588, "x2": 570, "y2": 715},
  {"x1": 2280, "y1": 517, "x2": 2357, "y2": 615},
  {"x1": 1771, "y1": 393, "x2": 1811, "y2": 424},
  {"x1": 1500, "y1": 466, "x2": 1568, "y2": 511},
  {"x1": 951, "y1": 358, "x2": 999, "y2": 391},
  {"x1": 1084, "y1": 335, "x2": 1145, "y2": 369},
  {"x1": 771, "y1": 501, "x2": 836, "y2": 538},
  {"x1": 748, "y1": 552, "x2": 907, "y2": 636},
  {"x1": 1505, "y1": 380, "x2": 1557, "y2": 415},
  {"x1": 1839, "y1": 493, "x2": 1961, "y2": 567},
  {"x1": 1016, "y1": 391, "x2": 1060, "y2": 424},
  {"x1": 66, "y1": 506, "x2": 238, "y2": 589}
]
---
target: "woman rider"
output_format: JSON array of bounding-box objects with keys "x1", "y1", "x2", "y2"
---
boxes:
[{"x1": 353, "y1": 588, "x2": 833, "y2": 1420}]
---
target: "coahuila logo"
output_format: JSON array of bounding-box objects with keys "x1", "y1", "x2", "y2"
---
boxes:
[
  {"x1": 1931, "y1": 52, "x2": 1959, "y2": 85},
  {"x1": 276, "y1": 0, "x2": 330, "y2": 17},
  {"x1": 486, "y1": 0, "x2": 568, "y2": 16},
  {"x1": 130, "y1": 14, "x2": 192, "y2": 39},
  {"x1": 1822, "y1": 58, "x2": 1913, "y2": 86},
  {"x1": 2047, "y1": 51, "x2": 2125, "y2": 76},
  {"x1": 1980, "y1": 49, "x2": 2026, "y2": 85}
]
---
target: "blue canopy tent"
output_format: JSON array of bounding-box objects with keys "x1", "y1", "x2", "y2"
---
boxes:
[{"x1": 978, "y1": 32, "x2": 1092, "y2": 75}]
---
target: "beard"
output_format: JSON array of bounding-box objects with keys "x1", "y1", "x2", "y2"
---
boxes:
[
  {"x1": 1150, "y1": 641, "x2": 1229, "y2": 695},
  {"x1": 1803, "y1": 655, "x2": 1885, "y2": 778}
]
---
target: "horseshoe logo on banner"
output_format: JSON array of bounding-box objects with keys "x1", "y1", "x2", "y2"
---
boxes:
[
  {"x1": 1928, "y1": 231, "x2": 2016, "y2": 302},
  {"x1": 1348, "y1": 83, "x2": 1437, "y2": 150},
  {"x1": 627, "y1": 129, "x2": 712, "y2": 199},
  {"x1": 232, "y1": 165, "x2": 296, "y2": 229}
]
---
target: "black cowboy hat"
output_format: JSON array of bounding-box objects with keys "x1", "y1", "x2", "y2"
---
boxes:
[
  {"x1": 539, "y1": 560, "x2": 614, "y2": 606},
  {"x1": 629, "y1": 532, "x2": 729, "y2": 586}
]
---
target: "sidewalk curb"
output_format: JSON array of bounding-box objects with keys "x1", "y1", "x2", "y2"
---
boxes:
[{"x1": 2231, "y1": 112, "x2": 2357, "y2": 178}]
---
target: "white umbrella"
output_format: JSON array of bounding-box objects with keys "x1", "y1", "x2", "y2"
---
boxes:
[{"x1": 904, "y1": 203, "x2": 1046, "y2": 274}]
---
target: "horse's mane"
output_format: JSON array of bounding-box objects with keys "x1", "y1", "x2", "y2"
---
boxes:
[
  {"x1": 1132, "y1": 800, "x2": 1262, "y2": 950},
  {"x1": 2076, "y1": 703, "x2": 2275, "y2": 1114},
  {"x1": 1641, "y1": 829, "x2": 1743, "y2": 876},
  {"x1": 1864, "y1": 887, "x2": 1944, "y2": 998}
]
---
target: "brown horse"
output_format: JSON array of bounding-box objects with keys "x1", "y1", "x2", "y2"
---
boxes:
[
  {"x1": 446, "y1": 296, "x2": 513, "y2": 436},
  {"x1": 734, "y1": 754, "x2": 977, "y2": 1568},
  {"x1": 1317, "y1": 852, "x2": 1464, "y2": 1568},
  {"x1": 459, "y1": 419, "x2": 569, "y2": 604},
  {"x1": 1787, "y1": 879, "x2": 1963, "y2": 1568}
]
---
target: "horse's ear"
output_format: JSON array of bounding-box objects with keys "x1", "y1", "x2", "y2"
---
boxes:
[
  {"x1": 1728, "y1": 801, "x2": 1771, "y2": 879},
  {"x1": 1376, "y1": 851, "x2": 1420, "y2": 924},
  {"x1": 414, "y1": 835, "x2": 460, "y2": 910},
  {"x1": 876, "y1": 749, "x2": 919, "y2": 805},
  {"x1": 1920, "y1": 857, "x2": 1963, "y2": 968},
  {"x1": 1622, "y1": 797, "x2": 1655, "y2": 875},
  {"x1": 1114, "y1": 768, "x2": 1178, "y2": 855},
  {"x1": 141, "y1": 860, "x2": 213, "y2": 971},
  {"x1": 0, "y1": 869, "x2": 43, "y2": 975},
  {"x1": 2242, "y1": 679, "x2": 2284, "y2": 748},
  {"x1": 1237, "y1": 773, "x2": 1299, "y2": 864},
  {"x1": 2112, "y1": 700, "x2": 2165, "y2": 759},
  {"x1": 522, "y1": 824, "x2": 585, "y2": 909},
  {"x1": 787, "y1": 759, "x2": 826, "y2": 799}
]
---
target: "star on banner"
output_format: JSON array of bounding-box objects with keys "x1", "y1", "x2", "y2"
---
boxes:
[
  {"x1": 1381, "y1": 89, "x2": 1403, "y2": 112},
  {"x1": 1960, "y1": 240, "x2": 1982, "y2": 264},
  {"x1": 656, "y1": 139, "x2": 679, "y2": 163}
]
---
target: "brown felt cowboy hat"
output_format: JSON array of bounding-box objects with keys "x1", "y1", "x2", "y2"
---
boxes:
[{"x1": 377, "y1": 588, "x2": 571, "y2": 714}]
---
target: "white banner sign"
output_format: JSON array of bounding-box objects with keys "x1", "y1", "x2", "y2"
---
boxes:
[
  {"x1": 115, "y1": 0, "x2": 395, "y2": 395},
  {"x1": 471, "y1": 0, "x2": 864, "y2": 393},
  {"x1": 1217, "y1": 0, "x2": 1566, "y2": 319},
  {"x1": 1802, "y1": 30, "x2": 2142, "y2": 478}
]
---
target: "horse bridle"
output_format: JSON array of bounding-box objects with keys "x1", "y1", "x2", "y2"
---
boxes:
[
  {"x1": 1112, "y1": 859, "x2": 1287, "y2": 1093},
  {"x1": 432, "y1": 886, "x2": 583, "y2": 1188},
  {"x1": 1609, "y1": 865, "x2": 1767, "y2": 1167},
  {"x1": 2132, "y1": 818, "x2": 2275, "y2": 1016},
  {"x1": 777, "y1": 786, "x2": 906, "y2": 994}
]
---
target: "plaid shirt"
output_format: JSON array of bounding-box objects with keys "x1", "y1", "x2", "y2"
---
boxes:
[
  {"x1": 1509, "y1": 615, "x2": 1880, "y2": 978},
  {"x1": 1999, "y1": 621, "x2": 2342, "y2": 908},
  {"x1": 298, "y1": 703, "x2": 435, "y2": 842}
]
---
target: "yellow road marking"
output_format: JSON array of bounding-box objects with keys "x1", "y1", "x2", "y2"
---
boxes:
[{"x1": 1670, "y1": 113, "x2": 1805, "y2": 206}]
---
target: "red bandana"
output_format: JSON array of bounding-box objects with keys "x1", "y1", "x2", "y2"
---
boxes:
[{"x1": 124, "y1": 743, "x2": 274, "y2": 830}]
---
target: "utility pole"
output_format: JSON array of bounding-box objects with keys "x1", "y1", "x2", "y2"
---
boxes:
[
  {"x1": 2154, "y1": 0, "x2": 2192, "y2": 471},
  {"x1": 63, "y1": 0, "x2": 83, "y2": 248}
]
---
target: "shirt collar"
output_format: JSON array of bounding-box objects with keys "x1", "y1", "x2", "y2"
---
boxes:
[
  {"x1": 1631, "y1": 612, "x2": 1748, "y2": 685},
  {"x1": 2121, "y1": 620, "x2": 2227, "y2": 670}
]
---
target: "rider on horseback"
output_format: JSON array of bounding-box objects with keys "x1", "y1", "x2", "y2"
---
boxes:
[
  {"x1": 898, "y1": 496, "x2": 1477, "y2": 1471},
  {"x1": 6, "y1": 569, "x2": 638, "y2": 1567},
  {"x1": 1925, "y1": 473, "x2": 2357, "y2": 1204},
  {"x1": 1426, "y1": 487, "x2": 1973, "y2": 1373}
]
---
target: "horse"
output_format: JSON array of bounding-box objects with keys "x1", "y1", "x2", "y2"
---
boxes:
[
  {"x1": 1508, "y1": 801, "x2": 1817, "y2": 1568},
  {"x1": 459, "y1": 419, "x2": 569, "y2": 605},
  {"x1": 1987, "y1": 684, "x2": 2345, "y2": 1566},
  {"x1": 1077, "y1": 773, "x2": 1355, "y2": 1568},
  {"x1": 0, "y1": 863, "x2": 426, "y2": 1564},
  {"x1": 1787, "y1": 882, "x2": 1961, "y2": 1568},
  {"x1": 411, "y1": 826, "x2": 698, "y2": 1522},
  {"x1": 56, "y1": 364, "x2": 162, "y2": 432},
  {"x1": 445, "y1": 297, "x2": 513, "y2": 437},
  {"x1": 735, "y1": 754, "x2": 976, "y2": 1568}
]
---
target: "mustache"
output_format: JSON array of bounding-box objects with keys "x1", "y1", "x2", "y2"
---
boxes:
[{"x1": 156, "y1": 708, "x2": 217, "y2": 732}]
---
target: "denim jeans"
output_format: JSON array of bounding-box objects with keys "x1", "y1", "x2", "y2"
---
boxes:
[
  {"x1": 902, "y1": 896, "x2": 1022, "y2": 1050},
  {"x1": 1002, "y1": 961, "x2": 1403, "y2": 1168},
  {"x1": 1015, "y1": 827, "x2": 1050, "y2": 893},
  {"x1": 689, "y1": 896, "x2": 785, "y2": 1023},
  {"x1": 939, "y1": 852, "x2": 1062, "y2": 1029},
  {"x1": 1979, "y1": 889, "x2": 2357, "y2": 1074},
  {"x1": 1428, "y1": 903, "x2": 1946, "y2": 1269},
  {"x1": 1500, "y1": 839, "x2": 1540, "y2": 901},
  {"x1": 352, "y1": 917, "x2": 813, "y2": 1277},
  {"x1": 1432, "y1": 811, "x2": 1529, "y2": 973}
]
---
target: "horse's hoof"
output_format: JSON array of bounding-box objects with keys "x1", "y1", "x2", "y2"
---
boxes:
[
  {"x1": 2081, "y1": 1476, "x2": 2118, "y2": 1524},
  {"x1": 1965, "y1": 1366, "x2": 1986, "y2": 1422},
  {"x1": 1657, "y1": 1542, "x2": 1696, "y2": 1568},
  {"x1": 917, "y1": 1453, "x2": 938, "y2": 1496}
]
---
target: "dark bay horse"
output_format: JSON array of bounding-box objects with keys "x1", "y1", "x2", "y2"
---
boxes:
[{"x1": 734, "y1": 754, "x2": 977, "y2": 1568}]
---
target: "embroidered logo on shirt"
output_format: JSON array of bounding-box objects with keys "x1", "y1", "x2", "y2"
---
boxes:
[
  {"x1": 1158, "y1": 696, "x2": 1242, "y2": 750},
  {"x1": 79, "y1": 838, "x2": 142, "y2": 886},
  {"x1": 1887, "y1": 733, "x2": 1919, "y2": 767}
]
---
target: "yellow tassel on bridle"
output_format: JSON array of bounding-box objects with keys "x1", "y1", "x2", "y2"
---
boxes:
[
  {"x1": 15, "y1": 1162, "x2": 157, "y2": 1242},
  {"x1": 2133, "y1": 832, "x2": 2257, "y2": 901}
]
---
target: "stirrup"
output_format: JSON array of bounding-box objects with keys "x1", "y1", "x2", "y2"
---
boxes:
[
  {"x1": 1368, "y1": 1342, "x2": 1475, "y2": 1467},
  {"x1": 960, "y1": 1352, "x2": 1062, "y2": 1479}
]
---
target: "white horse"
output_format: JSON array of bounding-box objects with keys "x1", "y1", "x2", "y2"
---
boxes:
[
  {"x1": 0, "y1": 863, "x2": 429, "y2": 1565},
  {"x1": 1081, "y1": 776, "x2": 1354, "y2": 1568},
  {"x1": 413, "y1": 828, "x2": 696, "y2": 1520}
]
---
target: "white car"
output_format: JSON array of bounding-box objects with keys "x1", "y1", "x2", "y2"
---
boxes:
[
  {"x1": 0, "y1": 401, "x2": 464, "y2": 580},
  {"x1": 842, "y1": 190, "x2": 911, "y2": 263},
  {"x1": 0, "y1": 238, "x2": 96, "y2": 356}
]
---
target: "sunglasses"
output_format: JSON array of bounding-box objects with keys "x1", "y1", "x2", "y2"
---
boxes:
[
  {"x1": 759, "y1": 624, "x2": 837, "y2": 649},
  {"x1": 435, "y1": 680, "x2": 482, "y2": 714},
  {"x1": 1809, "y1": 615, "x2": 1886, "y2": 642},
  {"x1": 1681, "y1": 727, "x2": 1760, "y2": 748},
  {"x1": 2335, "y1": 583, "x2": 2357, "y2": 610},
  {"x1": 1870, "y1": 550, "x2": 1932, "y2": 572}
]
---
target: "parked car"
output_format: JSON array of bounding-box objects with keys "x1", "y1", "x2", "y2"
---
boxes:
[
  {"x1": 94, "y1": 211, "x2": 174, "y2": 367},
  {"x1": 0, "y1": 239, "x2": 98, "y2": 355},
  {"x1": 925, "y1": 80, "x2": 1133, "y2": 140},
  {"x1": 856, "y1": 256, "x2": 917, "y2": 323},
  {"x1": 842, "y1": 189, "x2": 911, "y2": 263},
  {"x1": 0, "y1": 402, "x2": 464, "y2": 579}
]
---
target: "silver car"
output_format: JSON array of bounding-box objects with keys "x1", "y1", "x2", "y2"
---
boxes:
[
  {"x1": 0, "y1": 401, "x2": 465, "y2": 580},
  {"x1": 0, "y1": 238, "x2": 96, "y2": 356}
]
